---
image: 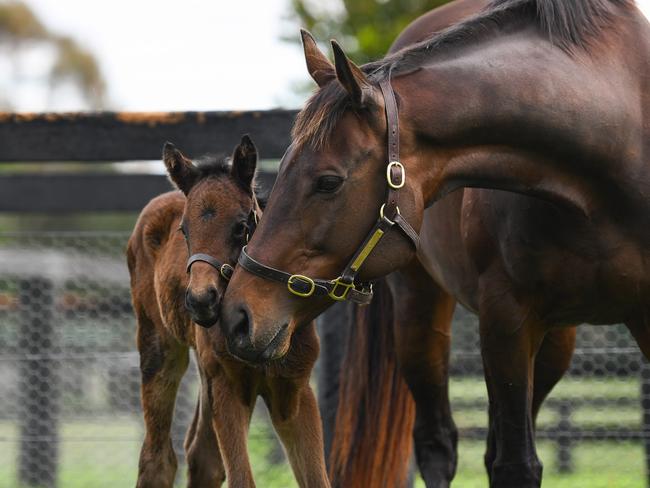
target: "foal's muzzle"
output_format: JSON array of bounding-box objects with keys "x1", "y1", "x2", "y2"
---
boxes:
[{"x1": 185, "y1": 287, "x2": 220, "y2": 328}]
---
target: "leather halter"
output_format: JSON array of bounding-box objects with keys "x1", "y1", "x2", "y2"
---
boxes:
[
  {"x1": 238, "y1": 78, "x2": 420, "y2": 304},
  {"x1": 186, "y1": 206, "x2": 259, "y2": 281}
]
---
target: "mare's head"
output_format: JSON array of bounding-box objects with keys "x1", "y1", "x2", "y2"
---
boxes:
[
  {"x1": 220, "y1": 31, "x2": 423, "y2": 362},
  {"x1": 164, "y1": 136, "x2": 258, "y2": 329}
]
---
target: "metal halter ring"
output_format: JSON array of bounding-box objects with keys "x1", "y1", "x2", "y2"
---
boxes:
[
  {"x1": 287, "y1": 274, "x2": 316, "y2": 297},
  {"x1": 379, "y1": 203, "x2": 401, "y2": 224},
  {"x1": 387, "y1": 161, "x2": 406, "y2": 189},
  {"x1": 220, "y1": 263, "x2": 234, "y2": 281}
]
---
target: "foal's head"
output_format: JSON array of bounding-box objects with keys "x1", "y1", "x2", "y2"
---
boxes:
[{"x1": 164, "y1": 136, "x2": 258, "y2": 328}]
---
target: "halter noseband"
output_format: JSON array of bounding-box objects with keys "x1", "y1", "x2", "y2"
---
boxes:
[
  {"x1": 186, "y1": 206, "x2": 259, "y2": 281},
  {"x1": 237, "y1": 78, "x2": 420, "y2": 305}
]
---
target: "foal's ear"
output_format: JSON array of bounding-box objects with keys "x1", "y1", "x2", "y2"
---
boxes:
[
  {"x1": 163, "y1": 142, "x2": 199, "y2": 195},
  {"x1": 331, "y1": 40, "x2": 372, "y2": 107},
  {"x1": 301, "y1": 29, "x2": 335, "y2": 87},
  {"x1": 231, "y1": 134, "x2": 257, "y2": 190}
]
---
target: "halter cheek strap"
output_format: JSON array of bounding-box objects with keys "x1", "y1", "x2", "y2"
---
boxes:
[
  {"x1": 186, "y1": 206, "x2": 259, "y2": 281},
  {"x1": 236, "y1": 78, "x2": 420, "y2": 305}
]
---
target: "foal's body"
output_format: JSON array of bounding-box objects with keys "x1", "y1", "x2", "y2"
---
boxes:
[{"x1": 127, "y1": 142, "x2": 328, "y2": 487}]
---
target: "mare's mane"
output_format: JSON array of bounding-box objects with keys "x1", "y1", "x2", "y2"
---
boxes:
[{"x1": 292, "y1": 0, "x2": 634, "y2": 150}]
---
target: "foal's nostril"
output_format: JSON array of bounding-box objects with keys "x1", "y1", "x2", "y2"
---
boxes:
[{"x1": 185, "y1": 286, "x2": 219, "y2": 312}]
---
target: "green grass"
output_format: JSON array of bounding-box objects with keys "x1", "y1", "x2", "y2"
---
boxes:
[{"x1": 0, "y1": 377, "x2": 646, "y2": 487}]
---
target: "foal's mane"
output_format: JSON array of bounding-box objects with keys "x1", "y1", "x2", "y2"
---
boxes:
[
  {"x1": 292, "y1": 0, "x2": 634, "y2": 150},
  {"x1": 192, "y1": 154, "x2": 231, "y2": 180},
  {"x1": 189, "y1": 154, "x2": 265, "y2": 205}
]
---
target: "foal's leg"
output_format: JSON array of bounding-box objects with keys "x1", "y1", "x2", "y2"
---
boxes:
[
  {"x1": 266, "y1": 379, "x2": 330, "y2": 488},
  {"x1": 209, "y1": 368, "x2": 257, "y2": 488},
  {"x1": 185, "y1": 366, "x2": 226, "y2": 487},
  {"x1": 478, "y1": 268, "x2": 546, "y2": 488},
  {"x1": 136, "y1": 313, "x2": 189, "y2": 488},
  {"x1": 388, "y1": 263, "x2": 458, "y2": 488},
  {"x1": 484, "y1": 326, "x2": 576, "y2": 475}
]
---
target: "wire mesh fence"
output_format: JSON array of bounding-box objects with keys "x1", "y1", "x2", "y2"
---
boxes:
[{"x1": 0, "y1": 230, "x2": 649, "y2": 487}]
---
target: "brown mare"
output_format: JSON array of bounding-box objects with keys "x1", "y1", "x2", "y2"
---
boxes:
[
  {"x1": 127, "y1": 137, "x2": 329, "y2": 487},
  {"x1": 220, "y1": 1, "x2": 650, "y2": 487},
  {"x1": 327, "y1": 1, "x2": 577, "y2": 486}
]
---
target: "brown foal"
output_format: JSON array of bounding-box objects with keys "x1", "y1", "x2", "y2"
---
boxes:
[{"x1": 127, "y1": 136, "x2": 329, "y2": 487}]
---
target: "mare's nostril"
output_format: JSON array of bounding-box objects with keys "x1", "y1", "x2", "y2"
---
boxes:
[
  {"x1": 232, "y1": 308, "x2": 250, "y2": 345},
  {"x1": 207, "y1": 286, "x2": 218, "y2": 304}
]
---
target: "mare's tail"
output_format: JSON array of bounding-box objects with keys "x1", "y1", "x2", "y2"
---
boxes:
[{"x1": 329, "y1": 279, "x2": 415, "y2": 487}]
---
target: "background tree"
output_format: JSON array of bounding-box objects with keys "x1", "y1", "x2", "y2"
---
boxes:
[
  {"x1": 287, "y1": 0, "x2": 453, "y2": 64},
  {"x1": 0, "y1": 1, "x2": 106, "y2": 110}
]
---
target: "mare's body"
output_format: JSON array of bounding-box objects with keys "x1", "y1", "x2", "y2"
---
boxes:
[
  {"x1": 127, "y1": 141, "x2": 329, "y2": 488},
  {"x1": 326, "y1": 1, "x2": 577, "y2": 486},
  {"x1": 220, "y1": 1, "x2": 650, "y2": 487}
]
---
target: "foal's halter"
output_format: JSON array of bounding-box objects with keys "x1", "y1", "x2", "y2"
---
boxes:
[
  {"x1": 237, "y1": 79, "x2": 420, "y2": 305},
  {"x1": 185, "y1": 207, "x2": 259, "y2": 281}
]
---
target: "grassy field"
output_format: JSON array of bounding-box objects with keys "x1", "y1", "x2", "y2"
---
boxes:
[{"x1": 0, "y1": 377, "x2": 646, "y2": 487}]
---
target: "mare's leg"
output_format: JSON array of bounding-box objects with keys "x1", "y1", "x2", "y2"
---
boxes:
[
  {"x1": 266, "y1": 379, "x2": 330, "y2": 488},
  {"x1": 627, "y1": 314, "x2": 650, "y2": 359},
  {"x1": 185, "y1": 366, "x2": 226, "y2": 487},
  {"x1": 478, "y1": 267, "x2": 546, "y2": 488},
  {"x1": 136, "y1": 311, "x2": 189, "y2": 488},
  {"x1": 388, "y1": 262, "x2": 458, "y2": 488},
  {"x1": 208, "y1": 367, "x2": 256, "y2": 488},
  {"x1": 484, "y1": 327, "x2": 576, "y2": 475}
]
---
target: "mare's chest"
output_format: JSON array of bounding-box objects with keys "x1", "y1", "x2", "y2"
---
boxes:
[{"x1": 463, "y1": 190, "x2": 650, "y2": 324}]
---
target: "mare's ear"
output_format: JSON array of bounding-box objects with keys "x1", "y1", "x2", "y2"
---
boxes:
[
  {"x1": 331, "y1": 40, "x2": 372, "y2": 107},
  {"x1": 301, "y1": 29, "x2": 335, "y2": 87},
  {"x1": 231, "y1": 134, "x2": 257, "y2": 191},
  {"x1": 163, "y1": 142, "x2": 199, "y2": 195}
]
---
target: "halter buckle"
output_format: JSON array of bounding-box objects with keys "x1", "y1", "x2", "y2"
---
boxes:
[
  {"x1": 220, "y1": 263, "x2": 234, "y2": 281},
  {"x1": 287, "y1": 274, "x2": 316, "y2": 298},
  {"x1": 328, "y1": 278, "x2": 355, "y2": 301},
  {"x1": 387, "y1": 161, "x2": 405, "y2": 189}
]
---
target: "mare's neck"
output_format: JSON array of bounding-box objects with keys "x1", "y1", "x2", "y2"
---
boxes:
[{"x1": 394, "y1": 29, "x2": 647, "y2": 217}]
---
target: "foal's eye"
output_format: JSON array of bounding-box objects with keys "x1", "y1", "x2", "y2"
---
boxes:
[
  {"x1": 233, "y1": 221, "x2": 248, "y2": 239},
  {"x1": 315, "y1": 175, "x2": 344, "y2": 193}
]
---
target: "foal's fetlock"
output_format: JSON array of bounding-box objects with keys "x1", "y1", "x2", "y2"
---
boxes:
[
  {"x1": 490, "y1": 458, "x2": 543, "y2": 488},
  {"x1": 136, "y1": 442, "x2": 177, "y2": 488}
]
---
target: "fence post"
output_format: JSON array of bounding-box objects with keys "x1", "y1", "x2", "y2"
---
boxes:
[
  {"x1": 18, "y1": 277, "x2": 59, "y2": 488},
  {"x1": 556, "y1": 400, "x2": 573, "y2": 474},
  {"x1": 641, "y1": 360, "x2": 650, "y2": 488}
]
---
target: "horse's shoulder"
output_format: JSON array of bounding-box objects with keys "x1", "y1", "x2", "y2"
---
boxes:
[{"x1": 127, "y1": 191, "x2": 185, "y2": 268}]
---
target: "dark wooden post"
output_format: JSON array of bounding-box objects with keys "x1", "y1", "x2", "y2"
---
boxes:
[
  {"x1": 641, "y1": 360, "x2": 650, "y2": 488},
  {"x1": 18, "y1": 277, "x2": 59, "y2": 488},
  {"x1": 556, "y1": 400, "x2": 573, "y2": 473}
]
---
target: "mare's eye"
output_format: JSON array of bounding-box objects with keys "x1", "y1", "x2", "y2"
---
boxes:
[{"x1": 315, "y1": 175, "x2": 344, "y2": 193}]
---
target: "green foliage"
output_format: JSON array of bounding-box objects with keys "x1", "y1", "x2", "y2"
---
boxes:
[
  {"x1": 0, "y1": 1, "x2": 106, "y2": 109},
  {"x1": 288, "y1": 0, "x2": 453, "y2": 63}
]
